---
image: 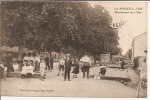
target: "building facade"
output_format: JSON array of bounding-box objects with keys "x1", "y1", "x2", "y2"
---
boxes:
[{"x1": 131, "y1": 32, "x2": 147, "y2": 68}]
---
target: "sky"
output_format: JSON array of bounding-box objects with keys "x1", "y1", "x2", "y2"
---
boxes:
[{"x1": 88, "y1": 1, "x2": 148, "y2": 55}]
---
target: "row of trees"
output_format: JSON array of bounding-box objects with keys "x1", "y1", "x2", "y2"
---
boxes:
[{"x1": 1, "y1": 1, "x2": 122, "y2": 60}]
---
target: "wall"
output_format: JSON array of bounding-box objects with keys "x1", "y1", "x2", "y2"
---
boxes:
[{"x1": 132, "y1": 32, "x2": 147, "y2": 58}]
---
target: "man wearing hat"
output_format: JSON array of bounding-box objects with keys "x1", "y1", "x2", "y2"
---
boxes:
[
  {"x1": 64, "y1": 54, "x2": 72, "y2": 81},
  {"x1": 80, "y1": 53, "x2": 91, "y2": 78}
]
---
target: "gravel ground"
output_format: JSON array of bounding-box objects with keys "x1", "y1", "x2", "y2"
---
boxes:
[{"x1": 0, "y1": 66, "x2": 138, "y2": 98}]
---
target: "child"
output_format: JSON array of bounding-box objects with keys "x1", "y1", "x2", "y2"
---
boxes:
[
  {"x1": 99, "y1": 65, "x2": 106, "y2": 76},
  {"x1": 21, "y1": 61, "x2": 34, "y2": 79},
  {"x1": 26, "y1": 61, "x2": 34, "y2": 78},
  {"x1": 72, "y1": 58, "x2": 79, "y2": 78},
  {"x1": 40, "y1": 56, "x2": 46, "y2": 81},
  {"x1": 57, "y1": 57, "x2": 65, "y2": 76}
]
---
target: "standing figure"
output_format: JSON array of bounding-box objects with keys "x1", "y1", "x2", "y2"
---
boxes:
[
  {"x1": 35, "y1": 54, "x2": 40, "y2": 71},
  {"x1": 29, "y1": 53, "x2": 35, "y2": 70},
  {"x1": 101, "y1": 58, "x2": 107, "y2": 66},
  {"x1": 72, "y1": 58, "x2": 79, "y2": 78},
  {"x1": 57, "y1": 57, "x2": 65, "y2": 76},
  {"x1": 121, "y1": 59, "x2": 125, "y2": 71},
  {"x1": 64, "y1": 54, "x2": 72, "y2": 81},
  {"x1": 50, "y1": 56, "x2": 54, "y2": 70},
  {"x1": 0, "y1": 61, "x2": 5, "y2": 78},
  {"x1": 40, "y1": 56, "x2": 46, "y2": 81},
  {"x1": 80, "y1": 53, "x2": 91, "y2": 78},
  {"x1": 45, "y1": 55, "x2": 50, "y2": 70},
  {"x1": 23, "y1": 53, "x2": 29, "y2": 66}
]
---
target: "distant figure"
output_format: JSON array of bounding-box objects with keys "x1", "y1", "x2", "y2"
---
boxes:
[
  {"x1": 101, "y1": 58, "x2": 107, "y2": 66},
  {"x1": 140, "y1": 58, "x2": 147, "y2": 83},
  {"x1": 35, "y1": 54, "x2": 40, "y2": 71},
  {"x1": 0, "y1": 61, "x2": 5, "y2": 78},
  {"x1": 99, "y1": 66, "x2": 106, "y2": 76},
  {"x1": 121, "y1": 59, "x2": 125, "y2": 71},
  {"x1": 23, "y1": 53, "x2": 29, "y2": 66},
  {"x1": 40, "y1": 56, "x2": 46, "y2": 81},
  {"x1": 64, "y1": 54, "x2": 72, "y2": 81},
  {"x1": 58, "y1": 57, "x2": 65, "y2": 76},
  {"x1": 29, "y1": 53, "x2": 35, "y2": 70},
  {"x1": 80, "y1": 53, "x2": 91, "y2": 78},
  {"x1": 50, "y1": 56, "x2": 54, "y2": 70},
  {"x1": 72, "y1": 58, "x2": 79, "y2": 78},
  {"x1": 45, "y1": 55, "x2": 50, "y2": 70}
]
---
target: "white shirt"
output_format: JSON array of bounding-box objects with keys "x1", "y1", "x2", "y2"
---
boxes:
[
  {"x1": 35, "y1": 57, "x2": 40, "y2": 62},
  {"x1": 40, "y1": 62, "x2": 46, "y2": 68},
  {"x1": 59, "y1": 59, "x2": 65, "y2": 65},
  {"x1": 80, "y1": 56, "x2": 91, "y2": 66},
  {"x1": 23, "y1": 56, "x2": 29, "y2": 61},
  {"x1": 80, "y1": 56, "x2": 91, "y2": 62}
]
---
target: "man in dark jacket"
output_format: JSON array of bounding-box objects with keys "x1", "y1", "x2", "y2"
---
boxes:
[
  {"x1": 64, "y1": 54, "x2": 72, "y2": 81},
  {"x1": 50, "y1": 56, "x2": 54, "y2": 70},
  {"x1": 121, "y1": 59, "x2": 125, "y2": 71},
  {"x1": 45, "y1": 55, "x2": 50, "y2": 70}
]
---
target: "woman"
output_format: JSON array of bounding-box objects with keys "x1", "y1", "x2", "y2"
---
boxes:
[
  {"x1": 35, "y1": 54, "x2": 40, "y2": 71},
  {"x1": 72, "y1": 58, "x2": 79, "y2": 78},
  {"x1": 40, "y1": 56, "x2": 46, "y2": 81}
]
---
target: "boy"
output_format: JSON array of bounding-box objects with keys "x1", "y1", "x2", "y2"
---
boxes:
[{"x1": 57, "y1": 57, "x2": 65, "y2": 76}]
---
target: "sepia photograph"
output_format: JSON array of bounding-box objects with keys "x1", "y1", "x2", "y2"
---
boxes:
[{"x1": 0, "y1": 1, "x2": 148, "y2": 98}]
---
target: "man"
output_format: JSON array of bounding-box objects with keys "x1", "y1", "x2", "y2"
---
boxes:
[
  {"x1": 64, "y1": 54, "x2": 72, "y2": 81},
  {"x1": 80, "y1": 53, "x2": 91, "y2": 78},
  {"x1": 121, "y1": 59, "x2": 125, "y2": 71},
  {"x1": 45, "y1": 55, "x2": 50, "y2": 70},
  {"x1": 57, "y1": 57, "x2": 65, "y2": 76},
  {"x1": 4, "y1": 53, "x2": 13, "y2": 72},
  {"x1": 50, "y1": 56, "x2": 54, "y2": 70}
]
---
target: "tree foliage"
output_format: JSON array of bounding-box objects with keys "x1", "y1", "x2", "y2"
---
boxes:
[{"x1": 1, "y1": 1, "x2": 122, "y2": 59}]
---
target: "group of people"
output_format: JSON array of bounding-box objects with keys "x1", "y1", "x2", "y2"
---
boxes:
[
  {"x1": 22, "y1": 52, "x2": 54, "y2": 72},
  {"x1": 57, "y1": 53, "x2": 92, "y2": 81},
  {"x1": 1, "y1": 52, "x2": 93, "y2": 81},
  {"x1": 21, "y1": 52, "x2": 54, "y2": 81}
]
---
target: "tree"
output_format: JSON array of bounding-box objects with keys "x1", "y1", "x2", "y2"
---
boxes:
[
  {"x1": 2, "y1": 1, "x2": 122, "y2": 61},
  {"x1": 125, "y1": 49, "x2": 132, "y2": 59}
]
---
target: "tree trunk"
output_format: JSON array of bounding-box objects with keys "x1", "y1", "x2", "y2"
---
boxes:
[{"x1": 17, "y1": 43, "x2": 24, "y2": 71}]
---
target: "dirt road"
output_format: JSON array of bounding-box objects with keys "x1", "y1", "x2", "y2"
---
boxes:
[{"x1": 1, "y1": 67, "x2": 137, "y2": 98}]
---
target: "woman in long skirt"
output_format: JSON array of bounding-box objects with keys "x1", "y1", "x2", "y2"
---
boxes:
[{"x1": 72, "y1": 58, "x2": 79, "y2": 78}]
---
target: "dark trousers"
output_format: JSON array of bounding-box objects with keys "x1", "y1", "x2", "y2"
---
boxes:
[
  {"x1": 46, "y1": 62, "x2": 50, "y2": 70},
  {"x1": 50, "y1": 62, "x2": 53, "y2": 69},
  {"x1": 64, "y1": 70, "x2": 70, "y2": 80},
  {"x1": 82, "y1": 66, "x2": 89, "y2": 78},
  {"x1": 121, "y1": 65, "x2": 124, "y2": 70}
]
